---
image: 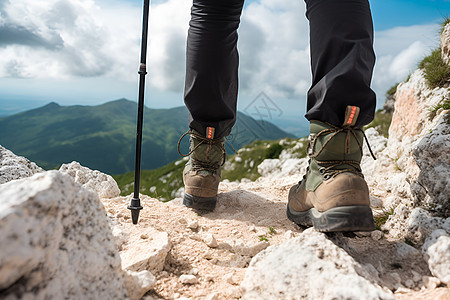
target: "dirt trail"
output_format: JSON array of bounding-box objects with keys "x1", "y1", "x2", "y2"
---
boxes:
[{"x1": 102, "y1": 176, "x2": 449, "y2": 300}]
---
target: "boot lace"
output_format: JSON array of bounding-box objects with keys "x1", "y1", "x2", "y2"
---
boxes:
[
  {"x1": 177, "y1": 130, "x2": 227, "y2": 171},
  {"x1": 305, "y1": 122, "x2": 376, "y2": 181}
]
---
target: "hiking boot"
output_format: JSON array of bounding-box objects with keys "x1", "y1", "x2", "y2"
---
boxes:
[
  {"x1": 179, "y1": 127, "x2": 226, "y2": 211},
  {"x1": 287, "y1": 106, "x2": 376, "y2": 232}
]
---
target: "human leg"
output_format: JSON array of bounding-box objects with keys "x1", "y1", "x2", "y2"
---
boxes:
[
  {"x1": 182, "y1": 0, "x2": 245, "y2": 211},
  {"x1": 287, "y1": 0, "x2": 376, "y2": 231}
]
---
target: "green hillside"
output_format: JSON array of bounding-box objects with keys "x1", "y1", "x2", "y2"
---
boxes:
[
  {"x1": 0, "y1": 99, "x2": 296, "y2": 174},
  {"x1": 113, "y1": 137, "x2": 309, "y2": 200}
]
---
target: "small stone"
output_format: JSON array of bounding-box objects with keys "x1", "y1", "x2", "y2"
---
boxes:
[
  {"x1": 231, "y1": 229, "x2": 239, "y2": 235},
  {"x1": 188, "y1": 220, "x2": 199, "y2": 230},
  {"x1": 203, "y1": 251, "x2": 214, "y2": 260},
  {"x1": 423, "y1": 276, "x2": 441, "y2": 289},
  {"x1": 205, "y1": 274, "x2": 215, "y2": 282},
  {"x1": 203, "y1": 234, "x2": 218, "y2": 248},
  {"x1": 249, "y1": 226, "x2": 256, "y2": 232},
  {"x1": 178, "y1": 218, "x2": 187, "y2": 225},
  {"x1": 189, "y1": 268, "x2": 199, "y2": 276},
  {"x1": 354, "y1": 231, "x2": 372, "y2": 237},
  {"x1": 224, "y1": 273, "x2": 238, "y2": 285},
  {"x1": 179, "y1": 274, "x2": 198, "y2": 284},
  {"x1": 389, "y1": 272, "x2": 402, "y2": 285},
  {"x1": 188, "y1": 234, "x2": 202, "y2": 242},
  {"x1": 371, "y1": 230, "x2": 383, "y2": 241},
  {"x1": 227, "y1": 286, "x2": 242, "y2": 298},
  {"x1": 284, "y1": 230, "x2": 294, "y2": 239},
  {"x1": 123, "y1": 270, "x2": 156, "y2": 300},
  {"x1": 411, "y1": 270, "x2": 421, "y2": 282},
  {"x1": 395, "y1": 287, "x2": 410, "y2": 294},
  {"x1": 404, "y1": 279, "x2": 415, "y2": 289},
  {"x1": 205, "y1": 292, "x2": 220, "y2": 300}
]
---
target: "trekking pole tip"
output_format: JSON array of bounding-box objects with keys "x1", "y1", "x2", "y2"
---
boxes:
[{"x1": 128, "y1": 197, "x2": 143, "y2": 225}]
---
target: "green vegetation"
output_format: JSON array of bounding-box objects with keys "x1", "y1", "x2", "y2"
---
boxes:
[
  {"x1": 114, "y1": 136, "x2": 309, "y2": 199},
  {"x1": 418, "y1": 48, "x2": 450, "y2": 89},
  {"x1": 268, "y1": 226, "x2": 277, "y2": 235},
  {"x1": 441, "y1": 16, "x2": 450, "y2": 33},
  {"x1": 0, "y1": 99, "x2": 295, "y2": 174},
  {"x1": 431, "y1": 98, "x2": 450, "y2": 112},
  {"x1": 386, "y1": 83, "x2": 399, "y2": 96},
  {"x1": 374, "y1": 208, "x2": 394, "y2": 231},
  {"x1": 259, "y1": 236, "x2": 269, "y2": 242},
  {"x1": 221, "y1": 138, "x2": 308, "y2": 182},
  {"x1": 114, "y1": 159, "x2": 184, "y2": 201},
  {"x1": 365, "y1": 109, "x2": 393, "y2": 138}
]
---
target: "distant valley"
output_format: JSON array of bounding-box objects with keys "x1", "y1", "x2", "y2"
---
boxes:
[{"x1": 0, "y1": 99, "x2": 297, "y2": 174}]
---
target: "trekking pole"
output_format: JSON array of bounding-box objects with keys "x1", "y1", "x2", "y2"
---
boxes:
[{"x1": 128, "y1": 0, "x2": 150, "y2": 225}]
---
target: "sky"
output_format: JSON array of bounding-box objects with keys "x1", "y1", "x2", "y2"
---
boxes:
[{"x1": 0, "y1": 0, "x2": 449, "y2": 127}]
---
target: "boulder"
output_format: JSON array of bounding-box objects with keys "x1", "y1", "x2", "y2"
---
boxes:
[
  {"x1": 422, "y1": 229, "x2": 450, "y2": 285},
  {"x1": 240, "y1": 228, "x2": 393, "y2": 300},
  {"x1": 388, "y1": 70, "x2": 449, "y2": 216},
  {"x1": 441, "y1": 23, "x2": 450, "y2": 65},
  {"x1": 0, "y1": 146, "x2": 43, "y2": 184},
  {"x1": 0, "y1": 171, "x2": 128, "y2": 299},
  {"x1": 59, "y1": 161, "x2": 121, "y2": 198}
]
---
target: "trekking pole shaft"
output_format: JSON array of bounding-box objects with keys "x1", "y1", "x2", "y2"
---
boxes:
[
  {"x1": 129, "y1": 0, "x2": 150, "y2": 224},
  {"x1": 132, "y1": 0, "x2": 150, "y2": 199}
]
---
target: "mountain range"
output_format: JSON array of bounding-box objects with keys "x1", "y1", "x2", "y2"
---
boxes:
[{"x1": 0, "y1": 99, "x2": 295, "y2": 174}]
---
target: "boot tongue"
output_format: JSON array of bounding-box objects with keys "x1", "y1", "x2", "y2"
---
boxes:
[
  {"x1": 309, "y1": 117, "x2": 363, "y2": 164},
  {"x1": 190, "y1": 128, "x2": 225, "y2": 164}
]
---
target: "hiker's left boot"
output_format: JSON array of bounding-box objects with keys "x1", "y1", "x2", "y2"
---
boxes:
[{"x1": 179, "y1": 128, "x2": 226, "y2": 211}]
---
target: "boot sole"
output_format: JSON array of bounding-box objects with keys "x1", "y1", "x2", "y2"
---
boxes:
[
  {"x1": 286, "y1": 204, "x2": 376, "y2": 232},
  {"x1": 183, "y1": 193, "x2": 216, "y2": 211}
]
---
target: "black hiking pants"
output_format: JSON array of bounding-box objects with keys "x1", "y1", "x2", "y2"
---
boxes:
[{"x1": 184, "y1": 0, "x2": 376, "y2": 138}]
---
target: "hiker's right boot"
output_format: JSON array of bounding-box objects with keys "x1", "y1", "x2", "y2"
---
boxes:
[
  {"x1": 287, "y1": 106, "x2": 376, "y2": 232},
  {"x1": 179, "y1": 128, "x2": 226, "y2": 211}
]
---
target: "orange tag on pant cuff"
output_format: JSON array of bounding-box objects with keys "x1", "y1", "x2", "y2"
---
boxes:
[
  {"x1": 343, "y1": 106, "x2": 360, "y2": 127},
  {"x1": 206, "y1": 127, "x2": 215, "y2": 139}
]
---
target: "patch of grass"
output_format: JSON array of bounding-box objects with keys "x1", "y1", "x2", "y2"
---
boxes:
[
  {"x1": 265, "y1": 143, "x2": 283, "y2": 159},
  {"x1": 268, "y1": 226, "x2": 277, "y2": 235},
  {"x1": 386, "y1": 83, "x2": 399, "y2": 96},
  {"x1": 418, "y1": 48, "x2": 450, "y2": 89},
  {"x1": 115, "y1": 137, "x2": 310, "y2": 201},
  {"x1": 404, "y1": 238, "x2": 415, "y2": 246},
  {"x1": 113, "y1": 159, "x2": 185, "y2": 201},
  {"x1": 431, "y1": 98, "x2": 450, "y2": 112},
  {"x1": 374, "y1": 208, "x2": 394, "y2": 231},
  {"x1": 365, "y1": 109, "x2": 393, "y2": 138},
  {"x1": 441, "y1": 16, "x2": 450, "y2": 34},
  {"x1": 259, "y1": 235, "x2": 269, "y2": 242}
]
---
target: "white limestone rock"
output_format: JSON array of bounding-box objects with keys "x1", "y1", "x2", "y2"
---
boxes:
[
  {"x1": 120, "y1": 226, "x2": 170, "y2": 273},
  {"x1": 179, "y1": 274, "x2": 198, "y2": 284},
  {"x1": 441, "y1": 23, "x2": 450, "y2": 65},
  {"x1": 0, "y1": 171, "x2": 128, "y2": 299},
  {"x1": 241, "y1": 228, "x2": 393, "y2": 300},
  {"x1": 257, "y1": 157, "x2": 308, "y2": 179},
  {"x1": 59, "y1": 161, "x2": 121, "y2": 198},
  {"x1": 422, "y1": 229, "x2": 450, "y2": 285},
  {"x1": 387, "y1": 70, "x2": 449, "y2": 216},
  {"x1": 230, "y1": 239, "x2": 270, "y2": 257},
  {"x1": 0, "y1": 146, "x2": 43, "y2": 184},
  {"x1": 124, "y1": 270, "x2": 156, "y2": 300},
  {"x1": 384, "y1": 207, "x2": 449, "y2": 244}
]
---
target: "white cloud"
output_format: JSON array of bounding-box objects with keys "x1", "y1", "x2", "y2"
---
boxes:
[{"x1": 372, "y1": 24, "x2": 439, "y2": 99}]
